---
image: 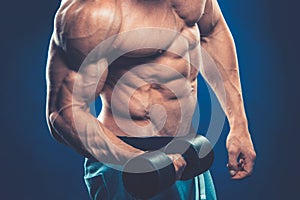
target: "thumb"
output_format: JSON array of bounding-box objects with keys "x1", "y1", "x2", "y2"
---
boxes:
[{"x1": 227, "y1": 147, "x2": 240, "y2": 176}]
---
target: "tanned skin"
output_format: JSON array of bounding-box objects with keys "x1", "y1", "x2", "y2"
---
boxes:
[{"x1": 46, "y1": 0, "x2": 256, "y2": 180}]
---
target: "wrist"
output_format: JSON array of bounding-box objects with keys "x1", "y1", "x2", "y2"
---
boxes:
[{"x1": 228, "y1": 117, "x2": 249, "y2": 133}]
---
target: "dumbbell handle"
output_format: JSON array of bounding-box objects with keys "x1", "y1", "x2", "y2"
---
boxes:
[{"x1": 164, "y1": 134, "x2": 214, "y2": 180}]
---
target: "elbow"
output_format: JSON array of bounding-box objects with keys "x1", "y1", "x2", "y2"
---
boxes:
[
  {"x1": 47, "y1": 112, "x2": 58, "y2": 127},
  {"x1": 46, "y1": 111, "x2": 66, "y2": 144},
  {"x1": 46, "y1": 111, "x2": 58, "y2": 134}
]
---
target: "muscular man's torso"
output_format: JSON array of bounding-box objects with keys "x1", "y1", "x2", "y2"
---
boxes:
[{"x1": 55, "y1": 0, "x2": 207, "y2": 137}]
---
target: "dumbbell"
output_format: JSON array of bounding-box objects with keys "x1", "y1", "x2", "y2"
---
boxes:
[
  {"x1": 122, "y1": 151, "x2": 175, "y2": 199},
  {"x1": 164, "y1": 134, "x2": 214, "y2": 180},
  {"x1": 122, "y1": 134, "x2": 214, "y2": 199}
]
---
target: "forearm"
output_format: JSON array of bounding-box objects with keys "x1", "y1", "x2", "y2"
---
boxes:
[
  {"x1": 220, "y1": 77, "x2": 248, "y2": 130},
  {"x1": 48, "y1": 105, "x2": 144, "y2": 165},
  {"x1": 198, "y1": 0, "x2": 255, "y2": 179},
  {"x1": 200, "y1": 18, "x2": 248, "y2": 131}
]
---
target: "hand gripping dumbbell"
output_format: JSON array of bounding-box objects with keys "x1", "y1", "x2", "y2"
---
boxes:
[{"x1": 122, "y1": 134, "x2": 214, "y2": 199}]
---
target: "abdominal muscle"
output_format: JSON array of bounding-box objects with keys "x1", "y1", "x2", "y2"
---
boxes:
[{"x1": 98, "y1": 51, "x2": 198, "y2": 137}]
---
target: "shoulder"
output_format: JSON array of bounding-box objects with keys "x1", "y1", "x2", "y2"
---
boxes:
[
  {"x1": 53, "y1": 0, "x2": 121, "y2": 49},
  {"x1": 197, "y1": 0, "x2": 222, "y2": 36}
]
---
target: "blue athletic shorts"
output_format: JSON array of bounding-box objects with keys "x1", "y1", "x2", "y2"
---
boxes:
[{"x1": 84, "y1": 158, "x2": 217, "y2": 200}]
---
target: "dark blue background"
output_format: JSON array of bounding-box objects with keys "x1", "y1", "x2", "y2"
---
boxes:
[{"x1": 1, "y1": 0, "x2": 298, "y2": 199}]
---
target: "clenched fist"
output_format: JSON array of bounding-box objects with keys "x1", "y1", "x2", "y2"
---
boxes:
[{"x1": 226, "y1": 129, "x2": 256, "y2": 179}]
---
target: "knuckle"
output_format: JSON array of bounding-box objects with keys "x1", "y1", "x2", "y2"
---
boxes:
[
  {"x1": 228, "y1": 162, "x2": 238, "y2": 169},
  {"x1": 249, "y1": 151, "x2": 257, "y2": 160},
  {"x1": 228, "y1": 148, "x2": 238, "y2": 155}
]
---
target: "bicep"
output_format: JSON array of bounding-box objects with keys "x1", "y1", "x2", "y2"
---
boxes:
[
  {"x1": 47, "y1": 0, "x2": 118, "y2": 111},
  {"x1": 197, "y1": 0, "x2": 224, "y2": 37},
  {"x1": 46, "y1": 37, "x2": 108, "y2": 117},
  {"x1": 197, "y1": 0, "x2": 240, "y2": 97},
  {"x1": 197, "y1": 0, "x2": 236, "y2": 60},
  {"x1": 46, "y1": 36, "x2": 108, "y2": 146},
  {"x1": 46, "y1": 37, "x2": 72, "y2": 116}
]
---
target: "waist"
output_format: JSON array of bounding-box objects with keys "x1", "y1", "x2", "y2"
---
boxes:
[
  {"x1": 85, "y1": 136, "x2": 175, "y2": 176},
  {"x1": 99, "y1": 104, "x2": 194, "y2": 137},
  {"x1": 84, "y1": 134, "x2": 195, "y2": 178},
  {"x1": 117, "y1": 136, "x2": 174, "y2": 151}
]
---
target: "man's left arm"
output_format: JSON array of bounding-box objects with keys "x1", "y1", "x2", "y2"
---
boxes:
[{"x1": 197, "y1": 0, "x2": 256, "y2": 179}]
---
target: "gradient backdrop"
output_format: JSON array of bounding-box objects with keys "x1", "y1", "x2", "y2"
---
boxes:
[{"x1": 1, "y1": 0, "x2": 298, "y2": 199}]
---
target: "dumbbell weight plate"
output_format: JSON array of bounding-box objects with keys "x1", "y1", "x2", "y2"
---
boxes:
[{"x1": 164, "y1": 135, "x2": 214, "y2": 180}]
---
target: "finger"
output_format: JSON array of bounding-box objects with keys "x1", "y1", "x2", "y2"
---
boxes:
[
  {"x1": 243, "y1": 159, "x2": 255, "y2": 176},
  {"x1": 231, "y1": 171, "x2": 250, "y2": 180},
  {"x1": 231, "y1": 160, "x2": 253, "y2": 180},
  {"x1": 229, "y1": 169, "x2": 237, "y2": 177},
  {"x1": 227, "y1": 150, "x2": 240, "y2": 178},
  {"x1": 228, "y1": 157, "x2": 246, "y2": 178},
  {"x1": 227, "y1": 163, "x2": 241, "y2": 177},
  {"x1": 239, "y1": 151, "x2": 255, "y2": 175},
  {"x1": 227, "y1": 147, "x2": 240, "y2": 168},
  {"x1": 227, "y1": 162, "x2": 245, "y2": 177}
]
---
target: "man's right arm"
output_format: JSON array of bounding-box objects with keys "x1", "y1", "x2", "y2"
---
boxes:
[
  {"x1": 45, "y1": 1, "x2": 146, "y2": 165},
  {"x1": 46, "y1": 36, "x2": 144, "y2": 165}
]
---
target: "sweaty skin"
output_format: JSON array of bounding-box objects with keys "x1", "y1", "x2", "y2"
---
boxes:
[{"x1": 46, "y1": 0, "x2": 256, "y2": 179}]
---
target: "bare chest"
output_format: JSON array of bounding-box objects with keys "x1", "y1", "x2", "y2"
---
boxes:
[
  {"x1": 119, "y1": 0, "x2": 205, "y2": 29},
  {"x1": 58, "y1": 0, "x2": 206, "y2": 65},
  {"x1": 114, "y1": 0, "x2": 205, "y2": 56}
]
